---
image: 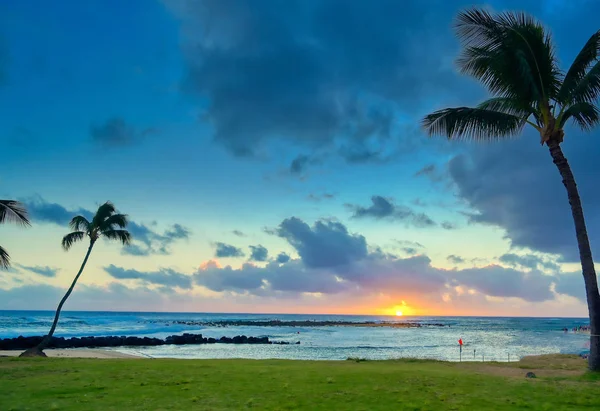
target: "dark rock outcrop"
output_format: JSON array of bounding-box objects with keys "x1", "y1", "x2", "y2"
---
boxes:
[{"x1": 0, "y1": 333, "x2": 278, "y2": 350}]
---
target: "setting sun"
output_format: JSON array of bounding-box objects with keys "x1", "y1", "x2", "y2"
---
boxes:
[{"x1": 395, "y1": 310, "x2": 403, "y2": 317}]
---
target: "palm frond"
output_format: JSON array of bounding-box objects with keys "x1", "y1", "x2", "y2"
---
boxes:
[
  {"x1": 99, "y1": 213, "x2": 129, "y2": 231},
  {"x1": 477, "y1": 97, "x2": 537, "y2": 118},
  {"x1": 0, "y1": 245, "x2": 10, "y2": 270},
  {"x1": 62, "y1": 231, "x2": 86, "y2": 251},
  {"x1": 569, "y1": 61, "x2": 600, "y2": 104},
  {"x1": 559, "y1": 102, "x2": 600, "y2": 131},
  {"x1": 559, "y1": 30, "x2": 600, "y2": 104},
  {"x1": 91, "y1": 201, "x2": 116, "y2": 228},
  {"x1": 0, "y1": 200, "x2": 31, "y2": 226},
  {"x1": 422, "y1": 107, "x2": 526, "y2": 141},
  {"x1": 455, "y1": 8, "x2": 560, "y2": 103},
  {"x1": 102, "y1": 229, "x2": 132, "y2": 246},
  {"x1": 69, "y1": 215, "x2": 91, "y2": 233}
]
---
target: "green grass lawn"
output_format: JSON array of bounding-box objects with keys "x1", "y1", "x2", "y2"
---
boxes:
[{"x1": 1, "y1": 355, "x2": 599, "y2": 410}]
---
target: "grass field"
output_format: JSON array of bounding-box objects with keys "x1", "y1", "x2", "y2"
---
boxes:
[{"x1": 1, "y1": 354, "x2": 599, "y2": 410}]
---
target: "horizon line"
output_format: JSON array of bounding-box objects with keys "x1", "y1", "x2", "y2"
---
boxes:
[{"x1": 0, "y1": 309, "x2": 589, "y2": 319}]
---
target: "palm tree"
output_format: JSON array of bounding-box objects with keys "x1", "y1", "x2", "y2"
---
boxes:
[
  {"x1": 0, "y1": 200, "x2": 31, "y2": 269},
  {"x1": 422, "y1": 8, "x2": 600, "y2": 370},
  {"x1": 20, "y1": 201, "x2": 131, "y2": 357}
]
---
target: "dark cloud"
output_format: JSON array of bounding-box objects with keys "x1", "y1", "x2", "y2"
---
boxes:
[
  {"x1": 347, "y1": 196, "x2": 436, "y2": 228},
  {"x1": 307, "y1": 193, "x2": 335, "y2": 202},
  {"x1": 275, "y1": 252, "x2": 291, "y2": 264},
  {"x1": 401, "y1": 247, "x2": 418, "y2": 255},
  {"x1": 21, "y1": 196, "x2": 190, "y2": 256},
  {"x1": 23, "y1": 195, "x2": 94, "y2": 225},
  {"x1": 554, "y1": 272, "x2": 588, "y2": 302},
  {"x1": 14, "y1": 264, "x2": 59, "y2": 278},
  {"x1": 90, "y1": 117, "x2": 156, "y2": 146},
  {"x1": 415, "y1": 164, "x2": 436, "y2": 178},
  {"x1": 414, "y1": 163, "x2": 448, "y2": 184},
  {"x1": 289, "y1": 154, "x2": 321, "y2": 175},
  {"x1": 276, "y1": 217, "x2": 368, "y2": 269},
  {"x1": 452, "y1": 266, "x2": 554, "y2": 303},
  {"x1": 441, "y1": 222, "x2": 458, "y2": 230},
  {"x1": 396, "y1": 240, "x2": 425, "y2": 249},
  {"x1": 232, "y1": 230, "x2": 246, "y2": 237},
  {"x1": 499, "y1": 253, "x2": 559, "y2": 272},
  {"x1": 104, "y1": 264, "x2": 193, "y2": 289},
  {"x1": 448, "y1": 131, "x2": 600, "y2": 262},
  {"x1": 447, "y1": 255, "x2": 465, "y2": 265},
  {"x1": 214, "y1": 242, "x2": 245, "y2": 258},
  {"x1": 167, "y1": 0, "x2": 485, "y2": 162},
  {"x1": 249, "y1": 245, "x2": 269, "y2": 262}
]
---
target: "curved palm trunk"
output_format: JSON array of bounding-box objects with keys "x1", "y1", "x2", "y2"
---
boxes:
[
  {"x1": 19, "y1": 241, "x2": 95, "y2": 357},
  {"x1": 548, "y1": 140, "x2": 600, "y2": 371}
]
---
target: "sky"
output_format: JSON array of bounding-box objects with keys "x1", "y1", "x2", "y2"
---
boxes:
[{"x1": 1, "y1": 0, "x2": 600, "y2": 316}]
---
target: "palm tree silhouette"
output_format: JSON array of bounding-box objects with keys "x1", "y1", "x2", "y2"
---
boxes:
[
  {"x1": 422, "y1": 9, "x2": 600, "y2": 370},
  {"x1": 20, "y1": 201, "x2": 131, "y2": 357}
]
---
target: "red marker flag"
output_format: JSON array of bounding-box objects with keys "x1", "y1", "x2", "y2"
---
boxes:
[{"x1": 458, "y1": 338, "x2": 463, "y2": 346}]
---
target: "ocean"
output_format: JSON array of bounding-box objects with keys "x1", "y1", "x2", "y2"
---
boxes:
[{"x1": 0, "y1": 311, "x2": 591, "y2": 361}]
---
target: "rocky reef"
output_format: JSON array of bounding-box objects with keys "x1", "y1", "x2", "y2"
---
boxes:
[{"x1": 0, "y1": 333, "x2": 299, "y2": 350}]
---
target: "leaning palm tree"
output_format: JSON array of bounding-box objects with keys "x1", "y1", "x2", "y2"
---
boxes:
[
  {"x1": 422, "y1": 9, "x2": 600, "y2": 370},
  {"x1": 0, "y1": 200, "x2": 31, "y2": 269},
  {"x1": 20, "y1": 201, "x2": 131, "y2": 357}
]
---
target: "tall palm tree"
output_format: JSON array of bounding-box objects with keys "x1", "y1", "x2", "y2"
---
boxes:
[
  {"x1": 20, "y1": 201, "x2": 131, "y2": 357},
  {"x1": 422, "y1": 9, "x2": 600, "y2": 370},
  {"x1": 0, "y1": 200, "x2": 31, "y2": 269}
]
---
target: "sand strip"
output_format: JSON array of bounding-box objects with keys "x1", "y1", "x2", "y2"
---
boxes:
[{"x1": 0, "y1": 349, "x2": 142, "y2": 359}]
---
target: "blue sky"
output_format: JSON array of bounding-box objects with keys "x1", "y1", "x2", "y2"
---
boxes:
[{"x1": 1, "y1": 0, "x2": 599, "y2": 316}]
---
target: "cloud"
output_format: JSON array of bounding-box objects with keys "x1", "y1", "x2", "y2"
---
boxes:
[
  {"x1": 276, "y1": 217, "x2": 367, "y2": 269},
  {"x1": 441, "y1": 222, "x2": 458, "y2": 230},
  {"x1": 232, "y1": 230, "x2": 246, "y2": 237},
  {"x1": 401, "y1": 248, "x2": 418, "y2": 255},
  {"x1": 90, "y1": 118, "x2": 156, "y2": 146},
  {"x1": 447, "y1": 255, "x2": 465, "y2": 264},
  {"x1": 0, "y1": 283, "x2": 199, "y2": 313},
  {"x1": 21, "y1": 196, "x2": 190, "y2": 256},
  {"x1": 289, "y1": 154, "x2": 322, "y2": 175},
  {"x1": 396, "y1": 240, "x2": 425, "y2": 249},
  {"x1": 104, "y1": 264, "x2": 193, "y2": 289},
  {"x1": 448, "y1": 131, "x2": 600, "y2": 262},
  {"x1": 499, "y1": 253, "x2": 559, "y2": 272},
  {"x1": 23, "y1": 195, "x2": 94, "y2": 225},
  {"x1": 452, "y1": 265, "x2": 554, "y2": 303},
  {"x1": 166, "y1": 0, "x2": 483, "y2": 162},
  {"x1": 249, "y1": 245, "x2": 269, "y2": 262},
  {"x1": 415, "y1": 164, "x2": 436, "y2": 178},
  {"x1": 194, "y1": 242, "x2": 567, "y2": 305},
  {"x1": 275, "y1": 252, "x2": 291, "y2": 264},
  {"x1": 347, "y1": 196, "x2": 436, "y2": 228},
  {"x1": 214, "y1": 242, "x2": 245, "y2": 258},
  {"x1": 14, "y1": 264, "x2": 59, "y2": 278},
  {"x1": 307, "y1": 193, "x2": 335, "y2": 202}
]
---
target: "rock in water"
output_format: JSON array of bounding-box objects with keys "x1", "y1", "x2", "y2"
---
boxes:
[{"x1": 525, "y1": 372, "x2": 536, "y2": 378}]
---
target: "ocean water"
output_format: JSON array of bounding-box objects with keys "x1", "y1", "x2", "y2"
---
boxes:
[{"x1": 0, "y1": 311, "x2": 591, "y2": 362}]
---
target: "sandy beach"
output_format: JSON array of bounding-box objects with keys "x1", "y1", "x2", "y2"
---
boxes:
[{"x1": 0, "y1": 349, "x2": 141, "y2": 359}]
